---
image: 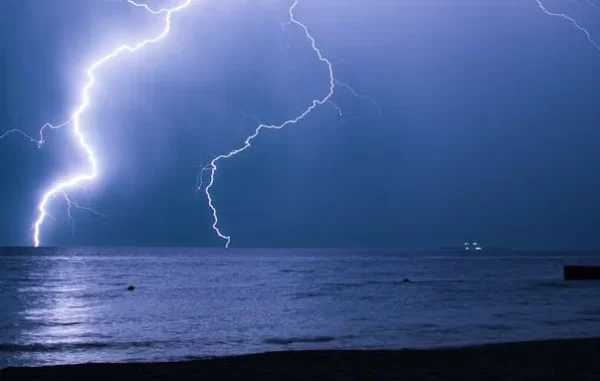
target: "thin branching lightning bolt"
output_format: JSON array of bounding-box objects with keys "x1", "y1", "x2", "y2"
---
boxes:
[
  {"x1": 63, "y1": 192, "x2": 107, "y2": 220},
  {"x1": 534, "y1": 0, "x2": 600, "y2": 51},
  {"x1": 334, "y1": 80, "x2": 382, "y2": 117},
  {"x1": 327, "y1": 100, "x2": 343, "y2": 116},
  {"x1": 586, "y1": 0, "x2": 600, "y2": 13},
  {"x1": 25, "y1": 0, "x2": 192, "y2": 247},
  {"x1": 203, "y1": 0, "x2": 335, "y2": 248},
  {"x1": 63, "y1": 192, "x2": 107, "y2": 235},
  {"x1": 0, "y1": 121, "x2": 71, "y2": 148}
]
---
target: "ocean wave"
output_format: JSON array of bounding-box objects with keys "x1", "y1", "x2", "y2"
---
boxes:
[
  {"x1": 476, "y1": 324, "x2": 513, "y2": 331},
  {"x1": 371, "y1": 271, "x2": 398, "y2": 276},
  {"x1": 0, "y1": 340, "x2": 159, "y2": 353},
  {"x1": 279, "y1": 269, "x2": 315, "y2": 274},
  {"x1": 581, "y1": 317, "x2": 600, "y2": 323},
  {"x1": 364, "y1": 279, "x2": 476, "y2": 286},
  {"x1": 416, "y1": 323, "x2": 438, "y2": 329},
  {"x1": 291, "y1": 291, "x2": 324, "y2": 299},
  {"x1": 493, "y1": 311, "x2": 527, "y2": 318},
  {"x1": 30, "y1": 321, "x2": 83, "y2": 328},
  {"x1": 360, "y1": 295, "x2": 385, "y2": 302},
  {"x1": 542, "y1": 315, "x2": 600, "y2": 326},
  {"x1": 581, "y1": 309, "x2": 600, "y2": 316},
  {"x1": 365, "y1": 280, "x2": 410, "y2": 286},
  {"x1": 263, "y1": 336, "x2": 337, "y2": 345},
  {"x1": 323, "y1": 282, "x2": 365, "y2": 290},
  {"x1": 536, "y1": 282, "x2": 578, "y2": 289}
]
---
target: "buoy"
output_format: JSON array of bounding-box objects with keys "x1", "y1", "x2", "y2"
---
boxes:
[{"x1": 127, "y1": 285, "x2": 135, "y2": 291}]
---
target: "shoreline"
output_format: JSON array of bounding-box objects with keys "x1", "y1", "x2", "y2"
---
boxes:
[{"x1": 2, "y1": 337, "x2": 600, "y2": 380}]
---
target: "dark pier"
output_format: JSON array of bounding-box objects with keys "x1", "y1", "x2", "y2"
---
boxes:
[{"x1": 564, "y1": 265, "x2": 600, "y2": 280}]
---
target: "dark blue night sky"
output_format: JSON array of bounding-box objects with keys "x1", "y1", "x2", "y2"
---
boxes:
[{"x1": 1, "y1": 0, "x2": 600, "y2": 248}]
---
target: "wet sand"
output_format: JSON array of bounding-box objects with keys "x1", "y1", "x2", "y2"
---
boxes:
[{"x1": 2, "y1": 338, "x2": 600, "y2": 380}]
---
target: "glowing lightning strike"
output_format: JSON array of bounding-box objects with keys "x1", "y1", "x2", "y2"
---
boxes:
[
  {"x1": 534, "y1": 0, "x2": 600, "y2": 51},
  {"x1": 204, "y1": 0, "x2": 334, "y2": 248},
  {"x1": 31, "y1": 0, "x2": 193, "y2": 247}
]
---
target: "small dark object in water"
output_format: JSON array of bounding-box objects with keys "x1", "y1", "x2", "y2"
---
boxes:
[
  {"x1": 403, "y1": 278, "x2": 410, "y2": 283},
  {"x1": 564, "y1": 265, "x2": 600, "y2": 280},
  {"x1": 127, "y1": 285, "x2": 135, "y2": 291}
]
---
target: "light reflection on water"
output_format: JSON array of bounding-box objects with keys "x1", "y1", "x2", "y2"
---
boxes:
[{"x1": 1, "y1": 247, "x2": 600, "y2": 367}]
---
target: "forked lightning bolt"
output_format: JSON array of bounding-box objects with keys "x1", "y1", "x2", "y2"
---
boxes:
[
  {"x1": 534, "y1": 0, "x2": 600, "y2": 51},
  {"x1": 2, "y1": 0, "x2": 379, "y2": 247},
  {"x1": 2, "y1": 0, "x2": 192, "y2": 247},
  {"x1": 203, "y1": 0, "x2": 335, "y2": 248}
]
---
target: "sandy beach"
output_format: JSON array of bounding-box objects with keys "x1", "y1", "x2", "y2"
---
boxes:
[{"x1": 2, "y1": 338, "x2": 600, "y2": 381}]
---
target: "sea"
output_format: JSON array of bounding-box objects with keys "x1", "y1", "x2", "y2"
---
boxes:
[{"x1": 1, "y1": 247, "x2": 600, "y2": 368}]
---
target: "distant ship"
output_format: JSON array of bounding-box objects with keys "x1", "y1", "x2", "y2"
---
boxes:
[
  {"x1": 464, "y1": 242, "x2": 483, "y2": 251},
  {"x1": 436, "y1": 243, "x2": 511, "y2": 252}
]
